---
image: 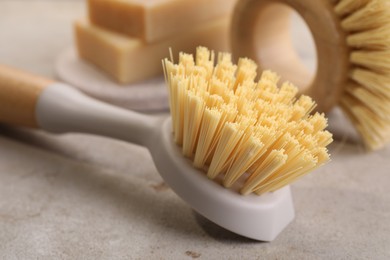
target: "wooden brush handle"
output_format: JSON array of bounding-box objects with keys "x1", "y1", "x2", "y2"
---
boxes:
[
  {"x1": 0, "y1": 65, "x2": 53, "y2": 127},
  {"x1": 231, "y1": 0, "x2": 349, "y2": 112}
]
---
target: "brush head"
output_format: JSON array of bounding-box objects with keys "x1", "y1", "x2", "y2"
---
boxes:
[{"x1": 163, "y1": 46, "x2": 332, "y2": 196}]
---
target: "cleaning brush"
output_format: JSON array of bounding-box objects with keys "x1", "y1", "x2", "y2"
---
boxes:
[
  {"x1": 231, "y1": 0, "x2": 390, "y2": 151},
  {"x1": 163, "y1": 46, "x2": 332, "y2": 195},
  {"x1": 0, "y1": 47, "x2": 331, "y2": 240}
]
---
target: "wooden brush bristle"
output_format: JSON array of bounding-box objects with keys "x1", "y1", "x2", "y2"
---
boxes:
[
  {"x1": 336, "y1": 0, "x2": 390, "y2": 150},
  {"x1": 163, "y1": 47, "x2": 332, "y2": 195}
]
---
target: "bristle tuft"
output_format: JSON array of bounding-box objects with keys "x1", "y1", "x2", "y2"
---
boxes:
[
  {"x1": 340, "y1": 0, "x2": 390, "y2": 32},
  {"x1": 335, "y1": 0, "x2": 370, "y2": 16},
  {"x1": 163, "y1": 47, "x2": 332, "y2": 195}
]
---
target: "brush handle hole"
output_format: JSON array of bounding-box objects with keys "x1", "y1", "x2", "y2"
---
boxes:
[{"x1": 254, "y1": 4, "x2": 316, "y2": 93}]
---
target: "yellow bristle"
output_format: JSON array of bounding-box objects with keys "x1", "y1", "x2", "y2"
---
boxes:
[
  {"x1": 261, "y1": 70, "x2": 281, "y2": 84},
  {"x1": 234, "y1": 58, "x2": 257, "y2": 90},
  {"x1": 350, "y1": 69, "x2": 390, "y2": 99},
  {"x1": 340, "y1": 0, "x2": 390, "y2": 32},
  {"x1": 223, "y1": 136, "x2": 265, "y2": 188},
  {"x1": 194, "y1": 104, "x2": 238, "y2": 168},
  {"x1": 290, "y1": 95, "x2": 316, "y2": 121},
  {"x1": 351, "y1": 50, "x2": 390, "y2": 74},
  {"x1": 214, "y1": 53, "x2": 237, "y2": 89},
  {"x1": 296, "y1": 121, "x2": 315, "y2": 135},
  {"x1": 256, "y1": 71, "x2": 280, "y2": 97},
  {"x1": 173, "y1": 77, "x2": 187, "y2": 145},
  {"x1": 308, "y1": 113, "x2": 328, "y2": 133},
  {"x1": 315, "y1": 130, "x2": 334, "y2": 147},
  {"x1": 266, "y1": 147, "x2": 330, "y2": 194},
  {"x1": 347, "y1": 26, "x2": 390, "y2": 50},
  {"x1": 193, "y1": 108, "x2": 222, "y2": 168},
  {"x1": 179, "y1": 52, "x2": 195, "y2": 68},
  {"x1": 340, "y1": 95, "x2": 390, "y2": 150},
  {"x1": 208, "y1": 77, "x2": 226, "y2": 95},
  {"x1": 182, "y1": 90, "x2": 206, "y2": 158},
  {"x1": 298, "y1": 134, "x2": 318, "y2": 152},
  {"x1": 277, "y1": 82, "x2": 299, "y2": 104},
  {"x1": 254, "y1": 125, "x2": 279, "y2": 150},
  {"x1": 335, "y1": 0, "x2": 370, "y2": 16},
  {"x1": 195, "y1": 46, "x2": 215, "y2": 79},
  {"x1": 256, "y1": 115, "x2": 278, "y2": 129},
  {"x1": 235, "y1": 81, "x2": 257, "y2": 100},
  {"x1": 241, "y1": 149, "x2": 287, "y2": 195},
  {"x1": 207, "y1": 122, "x2": 244, "y2": 179},
  {"x1": 205, "y1": 93, "x2": 224, "y2": 109},
  {"x1": 255, "y1": 103, "x2": 292, "y2": 121},
  {"x1": 346, "y1": 86, "x2": 390, "y2": 120},
  {"x1": 162, "y1": 47, "x2": 332, "y2": 195},
  {"x1": 254, "y1": 150, "x2": 317, "y2": 195},
  {"x1": 246, "y1": 124, "x2": 282, "y2": 173}
]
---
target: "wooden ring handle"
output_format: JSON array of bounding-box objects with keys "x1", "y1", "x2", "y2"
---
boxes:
[
  {"x1": 231, "y1": 0, "x2": 350, "y2": 112},
  {"x1": 0, "y1": 65, "x2": 53, "y2": 127}
]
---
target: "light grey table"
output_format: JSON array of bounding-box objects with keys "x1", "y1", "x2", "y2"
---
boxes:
[{"x1": 0, "y1": 1, "x2": 389, "y2": 259}]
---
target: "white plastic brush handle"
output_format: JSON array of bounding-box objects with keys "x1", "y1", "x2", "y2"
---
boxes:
[
  {"x1": 0, "y1": 65, "x2": 160, "y2": 146},
  {"x1": 36, "y1": 82, "x2": 161, "y2": 146}
]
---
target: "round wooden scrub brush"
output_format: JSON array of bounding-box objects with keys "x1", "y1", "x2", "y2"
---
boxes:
[{"x1": 231, "y1": 0, "x2": 390, "y2": 150}]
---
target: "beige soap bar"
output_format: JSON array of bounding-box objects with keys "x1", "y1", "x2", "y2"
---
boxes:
[
  {"x1": 88, "y1": 0, "x2": 237, "y2": 43},
  {"x1": 75, "y1": 18, "x2": 230, "y2": 84}
]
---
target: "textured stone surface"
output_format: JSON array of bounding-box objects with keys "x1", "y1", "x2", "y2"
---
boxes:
[{"x1": 0, "y1": 1, "x2": 389, "y2": 259}]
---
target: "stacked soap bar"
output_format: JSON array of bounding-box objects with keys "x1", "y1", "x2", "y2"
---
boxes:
[{"x1": 75, "y1": 0, "x2": 237, "y2": 84}]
